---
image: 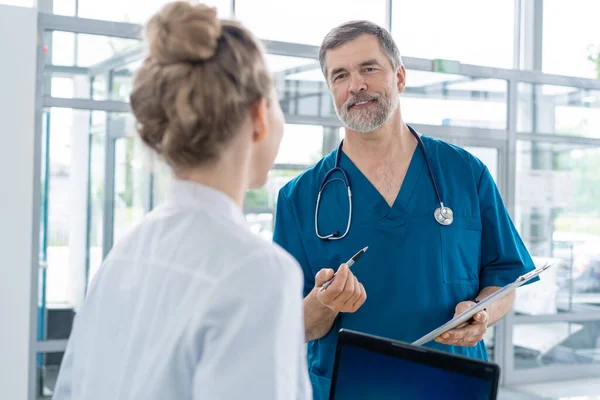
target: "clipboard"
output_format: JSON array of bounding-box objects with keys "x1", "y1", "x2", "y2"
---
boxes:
[{"x1": 412, "y1": 263, "x2": 553, "y2": 346}]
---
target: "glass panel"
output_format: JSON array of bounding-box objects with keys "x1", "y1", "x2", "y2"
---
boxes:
[
  {"x1": 45, "y1": 71, "x2": 128, "y2": 102},
  {"x1": 514, "y1": 321, "x2": 600, "y2": 369},
  {"x1": 403, "y1": 74, "x2": 507, "y2": 129},
  {"x1": 77, "y1": 34, "x2": 139, "y2": 67},
  {"x1": 110, "y1": 60, "x2": 140, "y2": 102},
  {"x1": 49, "y1": 32, "x2": 140, "y2": 72},
  {"x1": 268, "y1": 54, "x2": 317, "y2": 74},
  {"x1": 270, "y1": 53, "x2": 320, "y2": 117},
  {"x1": 53, "y1": 0, "x2": 76, "y2": 16},
  {"x1": 88, "y1": 111, "x2": 107, "y2": 285},
  {"x1": 36, "y1": 352, "x2": 64, "y2": 399},
  {"x1": 542, "y1": 0, "x2": 600, "y2": 79},
  {"x1": 463, "y1": 146, "x2": 499, "y2": 186},
  {"x1": 77, "y1": 0, "x2": 231, "y2": 24},
  {"x1": 283, "y1": 66, "x2": 508, "y2": 129},
  {"x1": 518, "y1": 83, "x2": 600, "y2": 138},
  {"x1": 516, "y1": 140, "x2": 600, "y2": 313},
  {"x1": 236, "y1": 0, "x2": 387, "y2": 46},
  {"x1": 39, "y1": 109, "x2": 50, "y2": 304},
  {"x1": 391, "y1": 0, "x2": 514, "y2": 68},
  {"x1": 245, "y1": 169, "x2": 304, "y2": 211},
  {"x1": 275, "y1": 124, "x2": 323, "y2": 165},
  {"x1": 47, "y1": 75, "x2": 92, "y2": 100},
  {"x1": 113, "y1": 134, "x2": 152, "y2": 245},
  {"x1": 50, "y1": 77, "x2": 74, "y2": 98},
  {"x1": 92, "y1": 74, "x2": 108, "y2": 101},
  {"x1": 273, "y1": 57, "x2": 330, "y2": 120},
  {"x1": 43, "y1": 108, "x2": 91, "y2": 341},
  {"x1": 51, "y1": 32, "x2": 75, "y2": 66}
]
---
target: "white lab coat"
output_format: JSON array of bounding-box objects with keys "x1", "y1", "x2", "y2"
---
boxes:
[{"x1": 52, "y1": 180, "x2": 312, "y2": 400}]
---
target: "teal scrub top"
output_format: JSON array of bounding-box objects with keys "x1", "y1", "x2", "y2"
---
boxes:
[{"x1": 273, "y1": 134, "x2": 538, "y2": 400}]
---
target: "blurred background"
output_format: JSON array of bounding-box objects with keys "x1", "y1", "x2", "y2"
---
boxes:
[{"x1": 2, "y1": 0, "x2": 600, "y2": 399}]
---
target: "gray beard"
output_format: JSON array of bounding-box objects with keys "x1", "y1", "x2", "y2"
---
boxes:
[{"x1": 336, "y1": 93, "x2": 397, "y2": 133}]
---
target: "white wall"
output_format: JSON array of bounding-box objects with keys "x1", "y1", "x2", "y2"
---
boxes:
[{"x1": 0, "y1": 5, "x2": 39, "y2": 400}]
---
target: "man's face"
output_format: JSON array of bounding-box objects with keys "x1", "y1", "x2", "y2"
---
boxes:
[{"x1": 325, "y1": 34, "x2": 405, "y2": 133}]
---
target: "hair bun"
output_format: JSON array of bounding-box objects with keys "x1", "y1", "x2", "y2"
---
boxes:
[{"x1": 145, "y1": 1, "x2": 222, "y2": 65}]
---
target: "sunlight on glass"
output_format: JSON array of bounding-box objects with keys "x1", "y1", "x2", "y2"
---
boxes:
[
  {"x1": 266, "y1": 54, "x2": 315, "y2": 72},
  {"x1": 275, "y1": 124, "x2": 323, "y2": 165},
  {"x1": 77, "y1": 0, "x2": 231, "y2": 24},
  {"x1": 543, "y1": 0, "x2": 600, "y2": 78},
  {"x1": 0, "y1": 0, "x2": 34, "y2": 6},
  {"x1": 286, "y1": 68, "x2": 324, "y2": 82},
  {"x1": 53, "y1": 0, "x2": 75, "y2": 16},
  {"x1": 236, "y1": 0, "x2": 387, "y2": 45},
  {"x1": 402, "y1": 72, "x2": 507, "y2": 128},
  {"x1": 45, "y1": 107, "x2": 92, "y2": 310},
  {"x1": 405, "y1": 70, "x2": 464, "y2": 87},
  {"x1": 52, "y1": 32, "x2": 75, "y2": 66},
  {"x1": 392, "y1": 0, "x2": 514, "y2": 68},
  {"x1": 403, "y1": 97, "x2": 506, "y2": 129},
  {"x1": 50, "y1": 78, "x2": 74, "y2": 98},
  {"x1": 77, "y1": 34, "x2": 139, "y2": 67}
]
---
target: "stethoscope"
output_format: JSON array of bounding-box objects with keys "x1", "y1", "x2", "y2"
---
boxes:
[{"x1": 315, "y1": 125, "x2": 454, "y2": 241}]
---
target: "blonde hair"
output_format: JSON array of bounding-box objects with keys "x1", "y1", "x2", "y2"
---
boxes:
[{"x1": 130, "y1": 1, "x2": 273, "y2": 171}]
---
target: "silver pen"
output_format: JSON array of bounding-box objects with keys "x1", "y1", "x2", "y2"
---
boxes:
[{"x1": 320, "y1": 246, "x2": 368, "y2": 291}]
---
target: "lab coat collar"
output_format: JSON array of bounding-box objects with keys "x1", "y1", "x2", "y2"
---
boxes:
[{"x1": 166, "y1": 179, "x2": 248, "y2": 229}]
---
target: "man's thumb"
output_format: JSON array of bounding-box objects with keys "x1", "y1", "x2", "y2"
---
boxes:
[{"x1": 315, "y1": 268, "x2": 335, "y2": 286}]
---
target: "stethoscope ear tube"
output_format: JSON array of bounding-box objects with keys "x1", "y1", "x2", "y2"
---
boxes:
[{"x1": 314, "y1": 184, "x2": 352, "y2": 240}]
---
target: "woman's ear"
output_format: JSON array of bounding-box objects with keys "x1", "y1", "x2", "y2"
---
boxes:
[{"x1": 249, "y1": 97, "x2": 268, "y2": 143}]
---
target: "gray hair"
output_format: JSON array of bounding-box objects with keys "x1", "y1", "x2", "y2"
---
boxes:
[{"x1": 318, "y1": 20, "x2": 403, "y2": 79}]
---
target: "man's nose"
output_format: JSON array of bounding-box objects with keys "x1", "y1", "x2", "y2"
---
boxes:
[{"x1": 349, "y1": 75, "x2": 367, "y2": 94}]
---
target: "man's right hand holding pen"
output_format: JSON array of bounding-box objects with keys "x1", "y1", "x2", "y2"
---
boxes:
[
  {"x1": 303, "y1": 263, "x2": 367, "y2": 342},
  {"x1": 316, "y1": 264, "x2": 367, "y2": 312}
]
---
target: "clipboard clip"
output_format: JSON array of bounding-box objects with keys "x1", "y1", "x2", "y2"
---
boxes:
[{"x1": 517, "y1": 262, "x2": 552, "y2": 283}]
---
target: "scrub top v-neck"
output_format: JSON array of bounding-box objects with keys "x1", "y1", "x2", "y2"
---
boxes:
[{"x1": 337, "y1": 137, "x2": 426, "y2": 222}]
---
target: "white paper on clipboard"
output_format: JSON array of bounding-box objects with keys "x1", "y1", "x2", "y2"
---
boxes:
[{"x1": 412, "y1": 263, "x2": 552, "y2": 346}]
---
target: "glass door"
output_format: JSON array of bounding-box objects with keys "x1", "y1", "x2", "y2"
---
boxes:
[
  {"x1": 112, "y1": 134, "x2": 152, "y2": 245},
  {"x1": 507, "y1": 141, "x2": 600, "y2": 382}
]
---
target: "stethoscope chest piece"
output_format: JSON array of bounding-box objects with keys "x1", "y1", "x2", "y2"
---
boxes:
[{"x1": 434, "y1": 204, "x2": 454, "y2": 226}]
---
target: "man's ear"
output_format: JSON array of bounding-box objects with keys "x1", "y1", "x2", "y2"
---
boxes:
[
  {"x1": 249, "y1": 97, "x2": 268, "y2": 142},
  {"x1": 396, "y1": 65, "x2": 406, "y2": 93}
]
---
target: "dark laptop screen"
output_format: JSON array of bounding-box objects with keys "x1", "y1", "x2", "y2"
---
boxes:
[{"x1": 332, "y1": 343, "x2": 495, "y2": 400}]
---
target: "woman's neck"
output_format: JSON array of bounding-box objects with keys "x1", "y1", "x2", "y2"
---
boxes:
[{"x1": 176, "y1": 154, "x2": 249, "y2": 209}]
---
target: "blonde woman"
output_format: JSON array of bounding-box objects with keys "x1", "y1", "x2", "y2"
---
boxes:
[{"x1": 52, "y1": 2, "x2": 311, "y2": 399}]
